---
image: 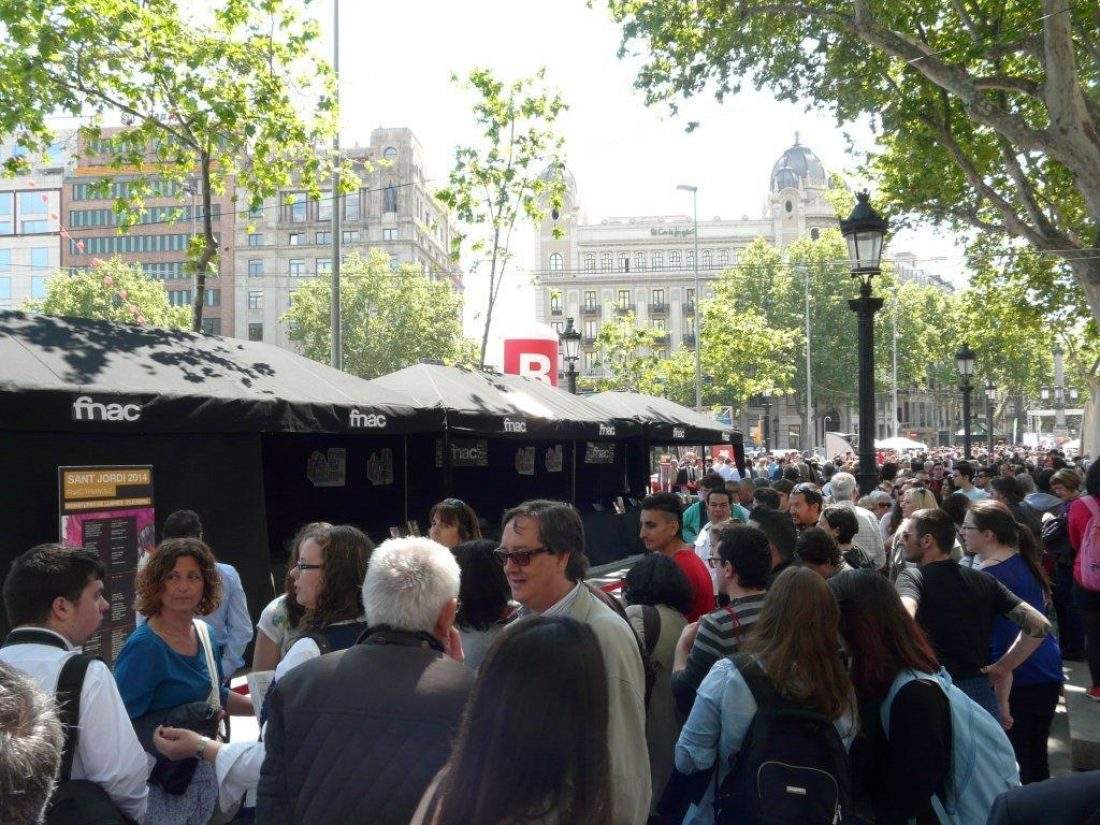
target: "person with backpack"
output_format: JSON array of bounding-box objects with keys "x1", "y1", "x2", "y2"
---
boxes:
[
  {"x1": 1043, "y1": 469, "x2": 1086, "y2": 661},
  {"x1": 673, "y1": 566, "x2": 857, "y2": 825},
  {"x1": 838, "y1": 570, "x2": 1019, "y2": 825},
  {"x1": 1069, "y1": 458, "x2": 1100, "y2": 700},
  {"x1": 0, "y1": 543, "x2": 149, "y2": 824},
  {"x1": 622, "y1": 553, "x2": 693, "y2": 811}
]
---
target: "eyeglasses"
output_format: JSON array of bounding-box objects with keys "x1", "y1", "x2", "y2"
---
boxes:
[
  {"x1": 294, "y1": 561, "x2": 323, "y2": 572},
  {"x1": 791, "y1": 483, "x2": 819, "y2": 494},
  {"x1": 493, "y1": 546, "x2": 551, "y2": 567},
  {"x1": 706, "y1": 555, "x2": 723, "y2": 569},
  {"x1": 959, "y1": 523, "x2": 980, "y2": 532}
]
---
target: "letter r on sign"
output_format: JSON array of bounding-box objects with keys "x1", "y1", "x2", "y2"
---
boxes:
[{"x1": 518, "y1": 353, "x2": 551, "y2": 383}]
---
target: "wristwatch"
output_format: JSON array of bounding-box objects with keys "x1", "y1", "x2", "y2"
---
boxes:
[{"x1": 196, "y1": 736, "x2": 209, "y2": 760}]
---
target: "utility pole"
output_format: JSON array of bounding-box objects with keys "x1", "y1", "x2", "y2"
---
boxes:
[{"x1": 330, "y1": 0, "x2": 342, "y2": 370}]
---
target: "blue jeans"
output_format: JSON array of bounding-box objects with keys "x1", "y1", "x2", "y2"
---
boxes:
[{"x1": 954, "y1": 674, "x2": 1001, "y2": 722}]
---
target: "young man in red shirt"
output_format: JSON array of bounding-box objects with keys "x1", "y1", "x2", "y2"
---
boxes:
[{"x1": 639, "y1": 493, "x2": 715, "y2": 622}]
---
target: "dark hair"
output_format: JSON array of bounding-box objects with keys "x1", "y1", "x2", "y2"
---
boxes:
[
  {"x1": 162, "y1": 509, "x2": 202, "y2": 540},
  {"x1": 772, "y1": 478, "x2": 794, "y2": 495},
  {"x1": 955, "y1": 460, "x2": 976, "y2": 481},
  {"x1": 283, "y1": 522, "x2": 331, "y2": 630},
  {"x1": 1087, "y1": 459, "x2": 1100, "y2": 497},
  {"x1": 782, "y1": 465, "x2": 801, "y2": 482},
  {"x1": 940, "y1": 491, "x2": 971, "y2": 527},
  {"x1": 429, "y1": 499, "x2": 482, "y2": 543},
  {"x1": 838, "y1": 571, "x2": 940, "y2": 698},
  {"x1": 706, "y1": 487, "x2": 732, "y2": 506},
  {"x1": 969, "y1": 500, "x2": 1050, "y2": 599},
  {"x1": 880, "y1": 461, "x2": 899, "y2": 483},
  {"x1": 790, "y1": 483, "x2": 824, "y2": 510},
  {"x1": 717, "y1": 525, "x2": 773, "y2": 590},
  {"x1": 700, "y1": 473, "x2": 726, "y2": 491},
  {"x1": 796, "y1": 527, "x2": 841, "y2": 566},
  {"x1": 909, "y1": 508, "x2": 956, "y2": 557},
  {"x1": 453, "y1": 539, "x2": 511, "y2": 631},
  {"x1": 135, "y1": 538, "x2": 222, "y2": 617},
  {"x1": 502, "y1": 500, "x2": 588, "y2": 582},
  {"x1": 3, "y1": 544, "x2": 105, "y2": 627},
  {"x1": 750, "y1": 507, "x2": 798, "y2": 564},
  {"x1": 641, "y1": 492, "x2": 684, "y2": 531},
  {"x1": 821, "y1": 505, "x2": 859, "y2": 545},
  {"x1": 753, "y1": 487, "x2": 781, "y2": 510},
  {"x1": 989, "y1": 475, "x2": 1025, "y2": 504},
  {"x1": 624, "y1": 553, "x2": 694, "y2": 616},
  {"x1": 301, "y1": 525, "x2": 373, "y2": 632},
  {"x1": 434, "y1": 616, "x2": 612, "y2": 825}
]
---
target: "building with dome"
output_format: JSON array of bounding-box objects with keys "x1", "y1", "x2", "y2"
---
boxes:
[{"x1": 534, "y1": 134, "x2": 837, "y2": 378}]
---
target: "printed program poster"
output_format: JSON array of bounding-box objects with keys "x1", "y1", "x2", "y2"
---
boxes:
[{"x1": 59, "y1": 466, "x2": 154, "y2": 663}]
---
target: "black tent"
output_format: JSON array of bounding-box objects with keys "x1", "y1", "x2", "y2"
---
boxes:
[{"x1": 0, "y1": 311, "x2": 434, "y2": 640}]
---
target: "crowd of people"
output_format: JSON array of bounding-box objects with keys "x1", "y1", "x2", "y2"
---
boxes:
[{"x1": 3, "y1": 443, "x2": 1100, "y2": 824}]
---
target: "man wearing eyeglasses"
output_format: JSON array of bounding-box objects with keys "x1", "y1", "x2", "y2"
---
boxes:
[{"x1": 499, "y1": 499, "x2": 651, "y2": 825}]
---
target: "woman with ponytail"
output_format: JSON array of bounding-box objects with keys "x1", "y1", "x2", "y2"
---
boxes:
[{"x1": 964, "y1": 500, "x2": 1063, "y2": 783}]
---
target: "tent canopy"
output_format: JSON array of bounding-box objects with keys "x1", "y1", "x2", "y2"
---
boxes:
[
  {"x1": 588, "y1": 391, "x2": 737, "y2": 445},
  {"x1": 365, "y1": 363, "x2": 642, "y2": 440},
  {"x1": 875, "y1": 436, "x2": 929, "y2": 451},
  {"x1": 0, "y1": 311, "x2": 436, "y2": 434}
]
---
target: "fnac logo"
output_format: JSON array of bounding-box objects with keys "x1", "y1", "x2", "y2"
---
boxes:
[
  {"x1": 672, "y1": 427, "x2": 686, "y2": 440},
  {"x1": 503, "y1": 417, "x2": 527, "y2": 434},
  {"x1": 598, "y1": 423, "x2": 616, "y2": 437},
  {"x1": 349, "y1": 409, "x2": 387, "y2": 429},
  {"x1": 72, "y1": 395, "x2": 141, "y2": 423}
]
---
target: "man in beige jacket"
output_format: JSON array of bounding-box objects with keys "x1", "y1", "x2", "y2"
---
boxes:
[{"x1": 500, "y1": 499, "x2": 651, "y2": 825}]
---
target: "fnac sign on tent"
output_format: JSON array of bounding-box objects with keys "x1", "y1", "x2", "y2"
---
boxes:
[{"x1": 71, "y1": 395, "x2": 142, "y2": 423}]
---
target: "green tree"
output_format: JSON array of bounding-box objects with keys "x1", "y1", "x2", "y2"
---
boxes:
[
  {"x1": 436, "y1": 67, "x2": 568, "y2": 365},
  {"x1": 284, "y1": 250, "x2": 477, "y2": 380},
  {"x1": 24, "y1": 257, "x2": 189, "y2": 328},
  {"x1": 606, "y1": 0, "x2": 1100, "y2": 325},
  {"x1": 0, "y1": 0, "x2": 354, "y2": 331}
]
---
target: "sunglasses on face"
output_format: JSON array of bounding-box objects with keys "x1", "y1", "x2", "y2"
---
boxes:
[{"x1": 493, "y1": 546, "x2": 551, "y2": 567}]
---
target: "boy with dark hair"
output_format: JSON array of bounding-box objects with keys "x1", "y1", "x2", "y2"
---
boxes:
[{"x1": 640, "y1": 493, "x2": 715, "y2": 621}]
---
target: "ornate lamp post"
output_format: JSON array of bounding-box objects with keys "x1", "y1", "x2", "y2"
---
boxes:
[
  {"x1": 955, "y1": 343, "x2": 976, "y2": 458},
  {"x1": 840, "y1": 191, "x2": 888, "y2": 496},
  {"x1": 762, "y1": 390, "x2": 773, "y2": 450},
  {"x1": 559, "y1": 317, "x2": 581, "y2": 394},
  {"x1": 985, "y1": 379, "x2": 997, "y2": 452}
]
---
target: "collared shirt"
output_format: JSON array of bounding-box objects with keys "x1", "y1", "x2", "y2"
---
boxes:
[
  {"x1": 202, "y1": 562, "x2": 252, "y2": 679},
  {"x1": 538, "y1": 580, "x2": 584, "y2": 617},
  {"x1": 694, "y1": 526, "x2": 720, "y2": 595},
  {"x1": 0, "y1": 627, "x2": 151, "y2": 823}
]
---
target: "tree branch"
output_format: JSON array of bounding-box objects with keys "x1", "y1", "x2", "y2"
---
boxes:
[
  {"x1": 948, "y1": 0, "x2": 982, "y2": 43},
  {"x1": 972, "y1": 76, "x2": 1042, "y2": 96}
]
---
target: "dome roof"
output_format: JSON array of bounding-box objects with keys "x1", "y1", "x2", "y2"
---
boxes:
[
  {"x1": 770, "y1": 133, "x2": 827, "y2": 191},
  {"x1": 539, "y1": 162, "x2": 576, "y2": 195}
]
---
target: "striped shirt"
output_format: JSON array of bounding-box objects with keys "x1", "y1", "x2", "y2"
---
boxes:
[{"x1": 671, "y1": 592, "x2": 767, "y2": 716}]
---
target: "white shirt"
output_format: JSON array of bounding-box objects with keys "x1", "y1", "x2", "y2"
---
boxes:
[
  {"x1": 694, "y1": 525, "x2": 720, "y2": 594},
  {"x1": 0, "y1": 628, "x2": 151, "y2": 823},
  {"x1": 716, "y1": 463, "x2": 740, "y2": 483}
]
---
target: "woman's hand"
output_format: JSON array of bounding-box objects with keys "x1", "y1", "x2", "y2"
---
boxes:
[
  {"x1": 153, "y1": 726, "x2": 202, "y2": 761},
  {"x1": 672, "y1": 621, "x2": 700, "y2": 672}
]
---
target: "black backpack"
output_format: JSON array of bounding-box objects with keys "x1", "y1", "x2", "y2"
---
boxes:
[{"x1": 714, "y1": 653, "x2": 851, "y2": 825}]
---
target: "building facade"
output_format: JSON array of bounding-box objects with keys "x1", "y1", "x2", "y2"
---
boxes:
[
  {"x1": 233, "y1": 127, "x2": 457, "y2": 349},
  {"x1": 0, "y1": 133, "x2": 75, "y2": 311}
]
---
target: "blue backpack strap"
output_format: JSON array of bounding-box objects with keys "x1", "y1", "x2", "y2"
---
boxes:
[{"x1": 880, "y1": 668, "x2": 942, "y2": 734}]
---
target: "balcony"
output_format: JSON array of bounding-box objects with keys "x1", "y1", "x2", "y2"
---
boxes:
[
  {"x1": 583, "y1": 335, "x2": 598, "y2": 346},
  {"x1": 683, "y1": 301, "x2": 695, "y2": 315},
  {"x1": 549, "y1": 305, "x2": 563, "y2": 316},
  {"x1": 682, "y1": 333, "x2": 696, "y2": 347},
  {"x1": 649, "y1": 302, "x2": 669, "y2": 315},
  {"x1": 614, "y1": 304, "x2": 633, "y2": 316},
  {"x1": 653, "y1": 333, "x2": 671, "y2": 346},
  {"x1": 581, "y1": 304, "x2": 601, "y2": 316}
]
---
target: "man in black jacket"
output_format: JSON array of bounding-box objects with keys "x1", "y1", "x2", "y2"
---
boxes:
[{"x1": 257, "y1": 537, "x2": 475, "y2": 825}]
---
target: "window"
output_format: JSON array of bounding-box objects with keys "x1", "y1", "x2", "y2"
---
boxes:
[
  {"x1": 316, "y1": 258, "x2": 332, "y2": 275},
  {"x1": 342, "y1": 230, "x2": 360, "y2": 243},
  {"x1": 248, "y1": 290, "x2": 264, "y2": 309},
  {"x1": 143, "y1": 262, "x2": 186, "y2": 280},
  {"x1": 248, "y1": 203, "x2": 264, "y2": 220},
  {"x1": 810, "y1": 227, "x2": 820, "y2": 240},
  {"x1": 686, "y1": 288, "x2": 696, "y2": 306},
  {"x1": 247, "y1": 233, "x2": 263, "y2": 247},
  {"x1": 583, "y1": 319, "x2": 598, "y2": 340},
  {"x1": 785, "y1": 200, "x2": 793, "y2": 213},
  {"x1": 618, "y1": 254, "x2": 630, "y2": 272},
  {"x1": 248, "y1": 322, "x2": 264, "y2": 341},
  {"x1": 317, "y1": 193, "x2": 332, "y2": 221},
  {"x1": 383, "y1": 228, "x2": 398, "y2": 241},
  {"x1": 669, "y1": 251, "x2": 681, "y2": 268},
  {"x1": 718, "y1": 249, "x2": 729, "y2": 266},
  {"x1": 617, "y1": 289, "x2": 630, "y2": 309},
  {"x1": 652, "y1": 289, "x2": 665, "y2": 306},
  {"x1": 19, "y1": 191, "x2": 49, "y2": 232},
  {"x1": 201, "y1": 317, "x2": 221, "y2": 335},
  {"x1": 30, "y1": 248, "x2": 49, "y2": 270},
  {"x1": 702, "y1": 250, "x2": 712, "y2": 269},
  {"x1": 383, "y1": 185, "x2": 398, "y2": 213},
  {"x1": 30, "y1": 276, "x2": 47, "y2": 299},
  {"x1": 168, "y1": 289, "x2": 192, "y2": 307},
  {"x1": 288, "y1": 259, "x2": 305, "y2": 276},
  {"x1": 248, "y1": 259, "x2": 264, "y2": 276},
  {"x1": 287, "y1": 192, "x2": 307, "y2": 222},
  {"x1": 383, "y1": 146, "x2": 398, "y2": 160},
  {"x1": 0, "y1": 193, "x2": 11, "y2": 235},
  {"x1": 583, "y1": 290, "x2": 597, "y2": 309},
  {"x1": 0, "y1": 277, "x2": 10, "y2": 300},
  {"x1": 204, "y1": 289, "x2": 220, "y2": 307},
  {"x1": 686, "y1": 251, "x2": 695, "y2": 269},
  {"x1": 599, "y1": 253, "x2": 611, "y2": 272},
  {"x1": 584, "y1": 254, "x2": 595, "y2": 272},
  {"x1": 551, "y1": 321, "x2": 563, "y2": 333},
  {"x1": 651, "y1": 251, "x2": 664, "y2": 270},
  {"x1": 582, "y1": 351, "x2": 595, "y2": 372},
  {"x1": 316, "y1": 230, "x2": 331, "y2": 245},
  {"x1": 289, "y1": 232, "x2": 304, "y2": 246},
  {"x1": 389, "y1": 256, "x2": 399, "y2": 271},
  {"x1": 652, "y1": 318, "x2": 667, "y2": 331},
  {"x1": 0, "y1": 250, "x2": 9, "y2": 272},
  {"x1": 344, "y1": 191, "x2": 361, "y2": 221},
  {"x1": 549, "y1": 292, "x2": 562, "y2": 312},
  {"x1": 683, "y1": 316, "x2": 696, "y2": 334},
  {"x1": 634, "y1": 252, "x2": 646, "y2": 272},
  {"x1": 549, "y1": 252, "x2": 563, "y2": 271}
]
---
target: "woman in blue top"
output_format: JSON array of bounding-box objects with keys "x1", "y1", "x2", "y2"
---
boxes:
[
  {"x1": 673, "y1": 566, "x2": 858, "y2": 825},
  {"x1": 965, "y1": 499, "x2": 1063, "y2": 783},
  {"x1": 115, "y1": 537, "x2": 253, "y2": 823}
]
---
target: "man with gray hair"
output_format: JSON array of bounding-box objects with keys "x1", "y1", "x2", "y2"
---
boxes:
[
  {"x1": 0, "y1": 660, "x2": 63, "y2": 825},
  {"x1": 828, "y1": 471, "x2": 887, "y2": 570},
  {"x1": 257, "y1": 537, "x2": 475, "y2": 825}
]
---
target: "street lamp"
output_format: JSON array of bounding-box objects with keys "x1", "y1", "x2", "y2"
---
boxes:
[
  {"x1": 840, "y1": 191, "x2": 888, "y2": 496},
  {"x1": 559, "y1": 316, "x2": 582, "y2": 394},
  {"x1": 985, "y1": 379, "x2": 997, "y2": 452},
  {"x1": 955, "y1": 342, "x2": 976, "y2": 458},
  {"x1": 677, "y1": 184, "x2": 701, "y2": 410},
  {"x1": 761, "y1": 390, "x2": 773, "y2": 450}
]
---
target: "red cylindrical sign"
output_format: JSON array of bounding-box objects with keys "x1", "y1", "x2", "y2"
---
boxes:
[{"x1": 503, "y1": 337, "x2": 560, "y2": 386}]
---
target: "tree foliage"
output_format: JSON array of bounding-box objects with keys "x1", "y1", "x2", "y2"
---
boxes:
[
  {"x1": 24, "y1": 257, "x2": 189, "y2": 328},
  {"x1": 436, "y1": 67, "x2": 568, "y2": 365},
  {"x1": 606, "y1": 0, "x2": 1100, "y2": 325},
  {"x1": 0, "y1": 0, "x2": 355, "y2": 331},
  {"x1": 284, "y1": 250, "x2": 477, "y2": 380}
]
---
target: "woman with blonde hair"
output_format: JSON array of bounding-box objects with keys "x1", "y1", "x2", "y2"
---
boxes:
[{"x1": 671, "y1": 567, "x2": 857, "y2": 825}]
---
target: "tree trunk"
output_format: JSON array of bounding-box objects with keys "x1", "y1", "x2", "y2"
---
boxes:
[
  {"x1": 1084, "y1": 379, "x2": 1100, "y2": 459},
  {"x1": 190, "y1": 154, "x2": 216, "y2": 333}
]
